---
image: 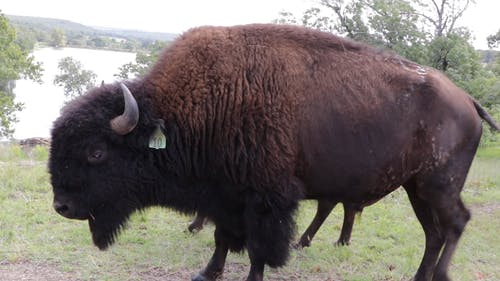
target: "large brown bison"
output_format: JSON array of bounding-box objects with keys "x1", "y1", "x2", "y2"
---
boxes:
[{"x1": 49, "y1": 24, "x2": 499, "y2": 281}]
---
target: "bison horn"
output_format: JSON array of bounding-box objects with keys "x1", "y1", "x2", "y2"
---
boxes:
[{"x1": 110, "y1": 83, "x2": 139, "y2": 135}]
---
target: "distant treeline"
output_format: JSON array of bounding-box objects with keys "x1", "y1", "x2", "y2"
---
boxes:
[
  {"x1": 7, "y1": 14, "x2": 178, "y2": 52},
  {"x1": 479, "y1": 49, "x2": 500, "y2": 65}
]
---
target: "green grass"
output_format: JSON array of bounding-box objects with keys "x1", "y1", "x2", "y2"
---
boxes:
[
  {"x1": 476, "y1": 145, "x2": 500, "y2": 159},
  {"x1": 0, "y1": 144, "x2": 498, "y2": 280}
]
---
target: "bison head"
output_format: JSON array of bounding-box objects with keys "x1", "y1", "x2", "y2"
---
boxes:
[{"x1": 49, "y1": 82, "x2": 167, "y2": 250}]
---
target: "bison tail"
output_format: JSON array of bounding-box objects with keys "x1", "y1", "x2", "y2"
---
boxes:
[{"x1": 471, "y1": 98, "x2": 500, "y2": 132}]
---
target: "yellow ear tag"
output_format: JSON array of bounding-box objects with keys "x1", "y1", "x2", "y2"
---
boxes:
[{"x1": 149, "y1": 123, "x2": 167, "y2": 149}]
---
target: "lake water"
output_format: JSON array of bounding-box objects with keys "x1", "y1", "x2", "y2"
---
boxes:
[{"x1": 12, "y1": 47, "x2": 136, "y2": 139}]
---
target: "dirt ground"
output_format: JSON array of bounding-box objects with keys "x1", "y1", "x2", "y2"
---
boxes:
[
  {"x1": 0, "y1": 261, "x2": 194, "y2": 281},
  {"x1": 0, "y1": 261, "x2": 81, "y2": 281},
  {"x1": 0, "y1": 261, "x2": 332, "y2": 281}
]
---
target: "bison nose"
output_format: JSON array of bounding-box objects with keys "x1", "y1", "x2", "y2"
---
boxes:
[{"x1": 53, "y1": 200, "x2": 70, "y2": 216}]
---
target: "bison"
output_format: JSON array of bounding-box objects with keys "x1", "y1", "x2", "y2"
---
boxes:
[{"x1": 49, "y1": 24, "x2": 499, "y2": 281}]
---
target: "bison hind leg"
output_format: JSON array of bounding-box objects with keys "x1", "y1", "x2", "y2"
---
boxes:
[
  {"x1": 405, "y1": 142, "x2": 477, "y2": 281},
  {"x1": 188, "y1": 213, "x2": 208, "y2": 233},
  {"x1": 404, "y1": 180, "x2": 446, "y2": 281}
]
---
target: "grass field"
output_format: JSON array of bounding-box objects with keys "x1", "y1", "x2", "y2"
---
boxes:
[{"x1": 0, "y1": 143, "x2": 498, "y2": 281}]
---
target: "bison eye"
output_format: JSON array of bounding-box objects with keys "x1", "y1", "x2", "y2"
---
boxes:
[{"x1": 87, "y1": 143, "x2": 108, "y2": 164}]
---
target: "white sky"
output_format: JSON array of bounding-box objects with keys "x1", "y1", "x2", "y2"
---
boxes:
[{"x1": 0, "y1": 0, "x2": 499, "y2": 49}]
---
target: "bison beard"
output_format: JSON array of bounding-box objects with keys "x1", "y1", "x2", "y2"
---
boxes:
[
  {"x1": 88, "y1": 200, "x2": 134, "y2": 250},
  {"x1": 49, "y1": 23, "x2": 499, "y2": 281},
  {"x1": 88, "y1": 213, "x2": 122, "y2": 250}
]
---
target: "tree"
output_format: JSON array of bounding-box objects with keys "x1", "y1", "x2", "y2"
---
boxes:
[
  {"x1": 487, "y1": 29, "x2": 500, "y2": 49},
  {"x1": 115, "y1": 40, "x2": 167, "y2": 79},
  {"x1": 274, "y1": 1, "x2": 372, "y2": 43},
  {"x1": 473, "y1": 30, "x2": 500, "y2": 110},
  {"x1": 53, "y1": 57, "x2": 97, "y2": 101},
  {"x1": 274, "y1": 0, "x2": 489, "y2": 100},
  {"x1": 414, "y1": 0, "x2": 476, "y2": 73},
  {"x1": 0, "y1": 11, "x2": 43, "y2": 138},
  {"x1": 417, "y1": 0, "x2": 473, "y2": 37},
  {"x1": 409, "y1": 1, "x2": 491, "y2": 104},
  {"x1": 12, "y1": 25, "x2": 38, "y2": 52},
  {"x1": 49, "y1": 28, "x2": 66, "y2": 48},
  {"x1": 364, "y1": 0, "x2": 428, "y2": 63},
  {"x1": 491, "y1": 56, "x2": 500, "y2": 77},
  {"x1": 465, "y1": 72, "x2": 500, "y2": 108},
  {"x1": 89, "y1": 36, "x2": 107, "y2": 48},
  {"x1": 275, "y1": 0, "x2": 429, "y2": 63}
]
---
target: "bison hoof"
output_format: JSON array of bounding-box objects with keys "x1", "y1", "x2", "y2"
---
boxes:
[
  {"x1": 188, "y1": 224, "x2": 203, "y2": 233},
  {"x1": 334, "y1": 240, "x2": 350, "y2": 247},
  {"x1": 191, "y1": 274, "x2": 209, "y2": 281},
  {"x1": 292, "y1": 237, "x2": 311, "y2": 247},
  {"x1": 192, "y1": 271, "x2": 221, "y2": 281},
  {"x1": 292, "y1": 239, "x2": 310, "y2": 249},
  {"x1": 431, "y1": 271, "x2": 451, "y2": 281}
]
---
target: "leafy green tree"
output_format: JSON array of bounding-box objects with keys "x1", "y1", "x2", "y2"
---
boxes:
[
  {"x1": 479, "y1": 104, "x2": 500, "y2": 144},
  {"x1": 273, "y1": 0, "x2": 492, "y2": 101},
  {"x1": 487, "y1": 29, "x2": 500, "y2": 49},
  {"x1": 274, "y1": 10, "x2": 299, "y2": 25},
  {"x1": 115, "y1": 40, "x2": 167, "y2": 79},
  {"x1": 0, "y1": 11, "x2": 43, "y2": 138},
  {"x1": 428, "y1": 28, "x2": 480, "y2": 76},
  {"x1": 466, "y1": 73, "x2": 500, "y2": 108},
  {"x1": 0, "y1": 88, "x2": 23, "y2": 138},
  {"x1": 12, "y1": 25, "x2": 38, "y2": 52},
  {"x1": 275, "y1": 0, "x2": 429, "y2": 63},
  {"x1": 275, "y1": 1, "x2": 372, "y2": 43},
  {"x1": 49, "y1": 28, "x2": 66, "y2": 48},
  {"x1": 474, "y1": 31, "x2": 500, "y2": 110},
  {"x1": 66, "y1": 33, "x2": 87, "y2": 47},
  {"x1": 414, "y1": 1, "x2": 492, "y2": 103},
  {"x1": 90, "y1": 36, "x2": 108, "y2": 48},
  {"x1": 416, "y1": 0, "x2": 475, "y2": 71},
  {"x1": 53, "y1": 57, "x2": 97, "y2": 101},
  {"x1": 121, "y1": 39, "x2": 141, "y2": 52},
  {"x1": 491, "y1": 56, "x2": 500, "y2": 77},
  {"x1": 364, "y1": 0, "x2": 428, "y2": 63}
]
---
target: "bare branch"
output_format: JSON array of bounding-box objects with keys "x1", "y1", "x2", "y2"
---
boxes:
[{"x1": 446, "y1": 0, "x2": 471, "y2": 33}]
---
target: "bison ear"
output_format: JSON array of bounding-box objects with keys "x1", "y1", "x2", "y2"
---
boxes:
[{"x1": 110, "y1": 83, "x2": 139, "y2": 135}]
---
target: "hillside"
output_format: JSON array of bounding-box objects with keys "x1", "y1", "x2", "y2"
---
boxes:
[
  {"x1": 7, "y1": 14, "x2": 178, "y2": 42},
  {"x1": 478, "y1": 49, "x2": 500, "y2": 65}
]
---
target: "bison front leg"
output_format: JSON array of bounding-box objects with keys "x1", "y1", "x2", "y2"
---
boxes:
[
  {"x1": 192, "y1": 227, "x2": 229, "y2": 281},
  {"x1": 244, "y1": 193, "x2": 298, "y2": 281}
]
